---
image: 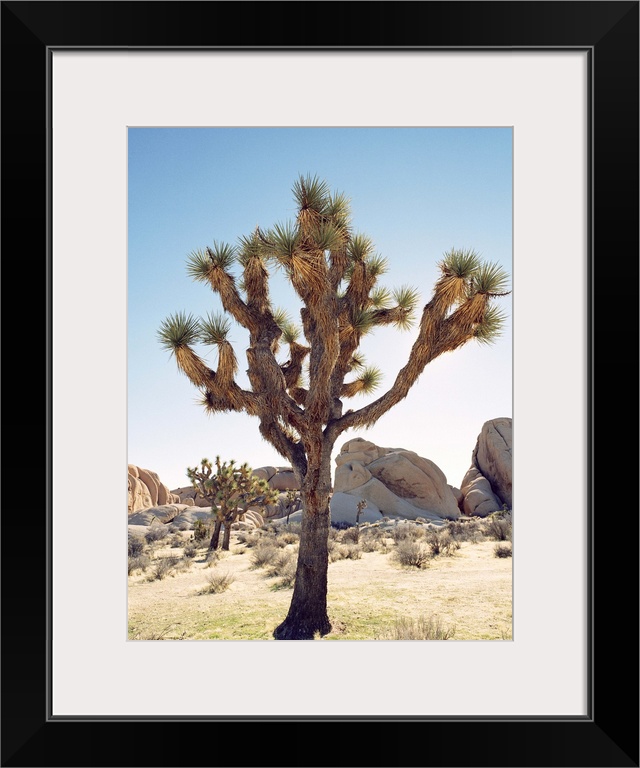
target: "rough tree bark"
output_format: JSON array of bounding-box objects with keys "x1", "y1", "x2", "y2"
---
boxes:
[{"x1": 274, "y1": 443, "x2": 332, "y2": 640}]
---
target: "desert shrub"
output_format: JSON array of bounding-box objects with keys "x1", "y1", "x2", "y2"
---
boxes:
[
  {"x1": 205, "y1": 549, "x2": 224, "y2": 567},
  {"x1": 145, "y1": 525, "x2": 169, "y2": 544},
  {"x1": 236, "y1": 531, "x2": 260, "y2": 547},
  {"x1": 340, "y1": 526, "x2": 360, "y2": 544},
  {"x1": 426, "y1": 530, "x2": 460, "y2": 557},
  {"x1": 273, "y1": 533, "x2": 291, "y2": 548},
  {"x1": 328, "y1": 526, "x2": 341, "y2": 541},
  {"x1": 250, "y1": 543, "x2": 279, "y2": 569},
  {"x1": 202, "y1": 571, "x2": 235, "y2": 594},
  {"x1": 330, "y1": 520, "x2": 351, "y2": 530},
  {"x1": 342, "y1": 543, "x2": 362, "y2": 560},
  {"x1": 170, "y1": 534, "x2": 184, "y2": 548},
  {"x1": 392, "y1": 523, "x2": 425, "y2": 543},
  {"x1": 277, "y1": 530, "x2": 300, "y2": 546},
  {"x1": 261, "y1": 521, "x2": 281, "y2": 535},
  {"x1": 128, "y1": 554, "x2": 150, "y2": 575},
  {"x1": 149, "y1": 556, "x2": 180, "y2": 580},
  {"x1": 378, "y1": 615, "x2": 456, "y2": 640},
  {"x1": 272, "y1": 559, "x2": 297, "y2": 590},
  {"x1": 183, "y1": 542, "x2": 198, "y2": 558},
  {"x1": 283, "y1": 521, "x2": 302, "y2": 535},
  {"x1": 359, "y1": 527, "x2": 391, "y2": 553},
  {"x1": 485, "y1": 516, "x2": 512, "y2": 542},
  {"x1": 494, "y1": 543, "x2": 513, "y2": 558},
  {"x1": 128, "y1": 535, "x2": 145, "y2": 557},
  {"x1": 446, "y1": 518, "x2": 483, "y2": 543},
  {"x1": 168, "y1": 524, "x2": 179, "y2": 533},
  {"x1": 328, "y1": 541, "x2": 347, "y2": 562},
  {"x1": 173, "y1": 556, "x2": 192, "y2": 572},
  {"x1": 265, "y1": 550, "x2": 295, "y2": 578},
  {"x1": 392, "y1": 539, "x2": 431, "y2": 569}
]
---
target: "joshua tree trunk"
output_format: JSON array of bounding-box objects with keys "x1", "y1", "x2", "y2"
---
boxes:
[
  {"x1": 209, "y1": 520, "x2": 222, "y2": 550},
  {"x1": 221, "y1": 519, "x2": 232, "y2": 551},
  {"x1": 273, "y1": 447, "x2": 332, "y2": 640}
]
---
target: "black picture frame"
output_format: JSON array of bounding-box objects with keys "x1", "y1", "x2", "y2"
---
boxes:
[{"x1": 2, "y1": 2, "x2": 638, "y2": 766}]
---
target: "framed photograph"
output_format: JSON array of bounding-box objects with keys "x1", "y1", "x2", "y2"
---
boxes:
[{"x1": 3, "y1": 1, "x2": 637, "y2": 766}]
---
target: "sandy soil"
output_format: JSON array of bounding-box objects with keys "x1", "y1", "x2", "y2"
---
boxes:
[{"x1": 128, "y1": 531, "x2": 512, "y2": 641}]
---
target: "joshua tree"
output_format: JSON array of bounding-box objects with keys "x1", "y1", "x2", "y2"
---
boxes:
[
  {"x1": 186, "y1": 457, "x2": 279, "y2": 550},
  {"x1": 276, "y1": 489, "x2": 303, "y2": 525},
  {"x1": 159, "y1": 175, "x2": 509, "y2": 639}
]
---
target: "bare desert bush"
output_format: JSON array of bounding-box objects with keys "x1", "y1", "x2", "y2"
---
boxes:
[
  {"x1": 148, "y1": 556, "x2": 180, "y2": 581},
  {"x1": 204, "y1": 549, "x2": 225, "y2": 567},
  {"x1": 128, "y1": 554, "x2": 151, "y2": 575},
  {"x1": 327, "y1": 526, "x2": 341, "y2": 542},
  {"x1": 170, "y1": 534, "x2": 184, "y2": 548},
  {"x1": 273, "y1": 533, "x2": 292, "y2": 549},
  {"x1": 339, "y1": 526, "x2": 361, "y2": 544},
  {"x1": 426, "y1": 530, "x2": 460, "y2": 557},
  {"x1": 342, "y1": 543, "x2": 362, "y2": 560},
  {"x1": 359, "y1": 526, "x2": 391, "y2": 553},
  {"x1": 392, "y1": 523, "x2": 426, "y2": 543},
  {"x1": 183, "y1": 542, "x2": 198, "y2": 558},
  {"x1": 250, "y1": 543, "x2": 280, "y2": 569},
  {"x1": 265, "y1": 550, "x2": 297, "y2": 579},
  {"x1": 277, "y1": 530, "x2": 300, "y2": 546},
  {"x1": 328, "y1": 540, "x2": 352, "y2": 562},
  {"x1": 484, "y1": 515, "x2": 512, "y2": 542},
  {"x1": 446, "y1": 518, "x2": 482, "y2": 543},
  {"x1": 392, "y1": 539, "x2": 431, "y2": 569},
  {"x1": 282, "y1": 521, "x2": 302, "y2": 535},
  {"x1": 271, "y1": 559, "x2": 297, "y2": 590},
  {"x1": 377, "y1": 615, "x2": 456, "y2": 640},
  {"x1": 145, "y1": 525, "x2": 170, "y2": 544},
  {"x1": 201, "y1": 571, "x2": 235, "y2": 594},
  {"x1": 235, "y1": 531, "x2": 262, "y2": 547},
  {"x1": 494, "y1": 543, "x2": 513, "y2": 558},
  {"x1": 128, "y1": 535, "x2": 145, "y2": 557}
]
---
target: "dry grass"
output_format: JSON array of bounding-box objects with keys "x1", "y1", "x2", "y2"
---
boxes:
[
  {"x1": 201, "y1": 571, "x2": 235, "y2": 594},
  {"x1": 129, "y1": 529, "x2": 512, "y2": 641},
  {"x1": 377, "y1": 615, "x2": 456, "y2": 640}
]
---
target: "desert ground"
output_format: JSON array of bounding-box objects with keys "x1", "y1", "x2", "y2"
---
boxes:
[{"x1": 128, "y1": 518, "x2": 512, "y2": 641}]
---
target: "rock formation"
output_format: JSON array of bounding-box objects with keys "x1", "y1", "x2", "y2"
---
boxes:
[
  {"x1": 252, "y1": 466, "x2": 300, "y2": 491},
  {"x1": 460, "y1": 418, "x2": 512, "y2": 516},
  {"x1": 171, "y1": 465, "x2": 300, "y2": 509},
  {"x1": 332, "y1": 438, "x2": 460, "y2": 523},
  {"x1": 170, "y1": 485, "x2": 210, "y2": 507},
  {"x1": 128, "y1": 465, "x2": 180, "y2": 514}
]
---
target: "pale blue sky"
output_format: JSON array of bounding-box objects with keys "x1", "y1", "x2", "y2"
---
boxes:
[{"x1": 128, "y1": 127, "x2": 512, "y2": 491}]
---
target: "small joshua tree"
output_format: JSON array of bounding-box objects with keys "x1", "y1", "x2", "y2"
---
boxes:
[
  {"x1": 160, "y1": 174, "x2": 509, "y2": 638},
  {"x1": 186, "y1": 457, "x2": 279, "y2": 550},
  {"x1": 354, "y1": 498, "x2": 368, "y2": 542},
  {"x1": 278, "y1": 489, "x2": 303, "y2": 525}
]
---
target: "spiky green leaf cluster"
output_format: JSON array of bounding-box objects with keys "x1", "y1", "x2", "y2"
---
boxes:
[
  {"x1": 157, "y1": 311, "x2": 200, "y2": 352},
  {"x1": 292, "y1": 174, "x2": 331, "y2": 213},
  {"x1": 473, "y1": 305, "x2": 508, "y2": 345},
  {"x1": 472, "y1": 262, "x2": 511, "y2": 296},
  {"x1": 359, "y1": 366, "x2": 383, "y2": 394},
  {"x1": 199, "y1": 312, "x2": 231, "y2": 345},
  {"x1": 439, "y1": 248, "x2": 481, "y2": 279}
]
